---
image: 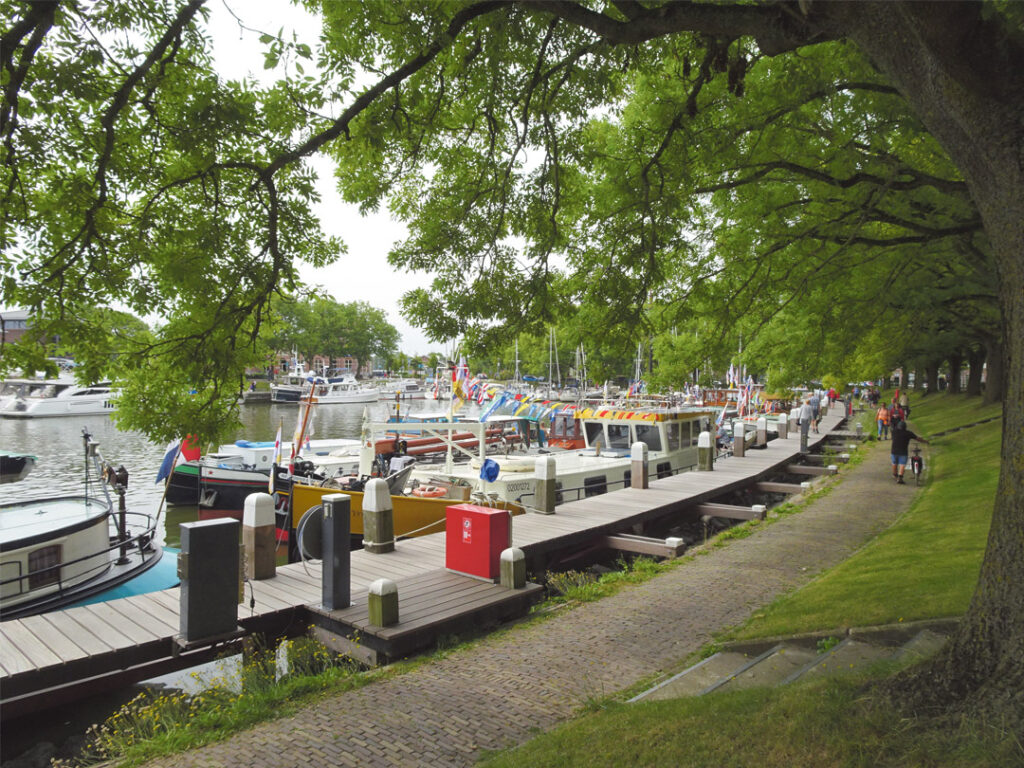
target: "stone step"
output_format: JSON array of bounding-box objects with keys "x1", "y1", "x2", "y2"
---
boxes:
[
  {"x1": 710, "y1": 644, "x2": 818, "y2": 694},
  {"x1": 785, "y1": 638, "x2": 892, "y2": 684},
  {"x1": 631, "y1": 651, "x2": 754, "y2": 702}
]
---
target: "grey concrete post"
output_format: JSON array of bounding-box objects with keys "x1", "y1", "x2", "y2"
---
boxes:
[
  {"x1": 630, "y1": 442, "x2": 649, "y2": 489},
  {"x1": 368, "y1": 578, "x2": 398, "y2": 627},
  {"x1": 800, "y1": 414, "x2": 810, "y2": 454},
  {"x1": 733, "y1": 421, "x2": 746, "y2": 457},
  {"x1": 752, "y1": 504, "x2": 767, "y2": 521},
  {"x1": 790, "y1": 407, "x2": 800, "y2": 424},
  {"x1": 535, "y1": 455, "x2": 556, "y2": 514},
  {"x1": 242, "y1": 493, "x2": 276, "y2": 581},
  {"x1": 697, "y1": 431, "x2": 714, "y2": 471},
  {"x1": 362, "y1": 478, "x2": 395, "y2": 554},
  {"x1": 856, "y1": 422, "x2": 863, "y2": 439},
  {"x1": 321, "y1": 493, "x2": 351, "y2": 611},
  {"x1": 179, "y1": 518, "x2": 240, "y2": 642},
  {"x1": 756, "y1": 416, "x2": 767, "y2": 447},
  {"x1": 500, "y1": 547, "x2": 526, "y2": 589},
  {"x1": 777, "y1": 413, "x2": 789, "y2": 439},
  {"x1": 821, "y1": 401, "x2": 829, "y2": 418}
]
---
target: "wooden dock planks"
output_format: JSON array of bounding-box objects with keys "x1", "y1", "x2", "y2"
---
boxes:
[{"x1": 2, "y1": 410, "x2": 846, "y2": 713}]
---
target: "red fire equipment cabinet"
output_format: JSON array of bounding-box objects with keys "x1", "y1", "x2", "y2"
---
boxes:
[{"x1": 445, "y1": 504, "x2": 511, "y2": 581}]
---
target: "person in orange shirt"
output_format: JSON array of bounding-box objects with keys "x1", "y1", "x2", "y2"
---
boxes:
[{"x1": 876, "y1": 403, "x2": 891, "y2": 440}]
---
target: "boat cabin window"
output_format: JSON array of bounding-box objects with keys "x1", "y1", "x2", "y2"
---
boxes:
[
  {"x1": 584, "y1": 421, "x2": 604, "y2": 447},
  {"x1": 665, "y1": 422, "x2": 681, "y2": 451},
  {"x1": 634, "y1": 423, "x2": 662, "y2": 452},
  {"x1": 28, "y1": 545, "x2": 62, "y2": 589},
  {"x1": 606, "y1": 424, "x2": 631, "y2": 450}
]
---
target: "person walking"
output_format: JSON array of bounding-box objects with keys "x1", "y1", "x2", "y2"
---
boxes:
[
  {"x1": 808, "y1": 391, "x2": 821, "y2": 434},
  {"x1": 898, "y1": 390, "x2": 910, "y2": 418},
  {"x1": 876, "y1": 403, "x2": 890, "y2": 439},
  {"x1": 890, "y1": 420, "x2": 929, "y2": 484}
]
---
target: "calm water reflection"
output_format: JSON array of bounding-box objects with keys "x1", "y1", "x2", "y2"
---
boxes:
[{"x1": 0, "y1": 401, "x2": 392, "y2": 547}]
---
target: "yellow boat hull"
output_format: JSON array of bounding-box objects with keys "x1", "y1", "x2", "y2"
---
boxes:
[{"x1": 289, "y1": 482, "x2": 522, "y2": 539}]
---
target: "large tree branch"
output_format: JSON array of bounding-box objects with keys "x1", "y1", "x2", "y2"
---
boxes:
[{"x1": 522, "y1": 0, "x2": 835, "y2": 55}]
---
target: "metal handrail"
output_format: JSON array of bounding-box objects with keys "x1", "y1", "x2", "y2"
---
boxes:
[{"x1": 0, "y1": 515, "x2": 159, "y2": 599}]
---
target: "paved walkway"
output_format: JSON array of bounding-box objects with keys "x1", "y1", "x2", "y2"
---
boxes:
[{"x1": 147, "y1": 438, "x2": 918, "y2": 768}]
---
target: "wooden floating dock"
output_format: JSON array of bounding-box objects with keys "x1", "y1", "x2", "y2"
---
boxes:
[{"x1": 1, "y1": 410, "x2": 846, "y2": 718}]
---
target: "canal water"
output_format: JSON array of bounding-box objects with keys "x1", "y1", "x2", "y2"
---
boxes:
[
  {"x1": 0, "y1": 400, "x2": 418, "y2": 767},
  {"x1": 0, "y1": 400, "x2": 386, "y2": 547}
]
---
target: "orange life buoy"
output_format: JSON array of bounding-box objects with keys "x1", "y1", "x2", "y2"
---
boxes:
[{"x1": 412, "y1": 485, "x2": 447, "y2": 498}]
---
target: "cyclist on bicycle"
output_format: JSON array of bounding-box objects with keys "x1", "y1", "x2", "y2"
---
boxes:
[{"x1": 890, "y1": 420, "x2": 930, "y2": 484}]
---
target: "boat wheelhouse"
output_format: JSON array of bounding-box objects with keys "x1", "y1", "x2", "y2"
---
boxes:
[
  {"x1": 0, "y1": 433, "x2": 162, "y2": 620},
  {"x1": 408, "y1": 408, "x2": 713, "y2": 509}
]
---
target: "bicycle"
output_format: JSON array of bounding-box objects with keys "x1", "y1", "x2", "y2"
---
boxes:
[{"x1": 910, "y1": 446, "x2": 924, "y2": 485}]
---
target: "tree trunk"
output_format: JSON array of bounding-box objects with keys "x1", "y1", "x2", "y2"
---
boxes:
[
  {"x1": 966, "y1": 347, "x2": 985, "y2": 397},
  {"x1": 947, "y1": 353, "x2": 962, "y2": 394},
  {"x1": 983, "y1": 337, "x2": 1004, "y2": 405},
  {"x1": 835, "y1": 2, "x2": 1024, "y2": 726},
  {"x1": 924, "y1": 365, "x2": 939, "y2": 395}
]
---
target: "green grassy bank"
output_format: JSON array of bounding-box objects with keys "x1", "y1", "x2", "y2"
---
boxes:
[{"x1": 480, "y1": 393, "x2": 1018, "y2": 767}]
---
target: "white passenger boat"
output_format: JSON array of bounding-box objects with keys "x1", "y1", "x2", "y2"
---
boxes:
[
  {"x1": 405, "y1": 407, "x2": 714, "y2": 508},
  {"x1": 0, "y1": 450, "x2": 37, "y2": 484},
  {"x1": 0, "y1": 432, "x2": 163, "y2": 620},
  {"x1": 0, "y1": 373, "x2": 117, "y2": 418}
]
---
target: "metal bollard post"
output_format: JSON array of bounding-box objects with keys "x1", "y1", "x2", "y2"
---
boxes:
[
  {"x1": 321, "y1": 494, "x2": 351, "y2": 611},
  {"x1": 535, "y1": 455, "x2": 556, "y2": 514},
  {"x1": 178, "y1": 519, "x2": 240, "y2": 643},
  {"x1": 362, "y1": 478, "x2": 395, "y2": 554},
  {"x1": 630, "y1": 442, "x2": 649, "y2": 489},
  {"x1": 697, "y1": 431, "x2": 714, "y2": 471},
  {"x1": 733, "y1": 421, "x2": 746, "y2": 457},
  {"x1": 242, "y1": 493, "x2": 277, "y2": 580},
  {"x1": 778, "y1": 413, "x2": 789, "y2": 439},
  {"x1": 368, "y1": 578, "x2": 399, "y2": 627}
]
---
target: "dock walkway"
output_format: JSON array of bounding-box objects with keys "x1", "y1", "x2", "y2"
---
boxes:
[
  {"x1": 130, "y1": 413, "x2": 922, "y2": 768},
  {"x1": 1, "y1": 411, "x2": 847, "y2": 716}
]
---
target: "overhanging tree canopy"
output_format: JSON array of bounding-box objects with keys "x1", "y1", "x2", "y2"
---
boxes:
[{"x1": 3, "y1": 0, "x2": 1021, "y2": 725}]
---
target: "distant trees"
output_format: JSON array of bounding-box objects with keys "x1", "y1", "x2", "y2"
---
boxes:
[{"x1": 264, "y1": 297, "x2": 399, "y2": 376}]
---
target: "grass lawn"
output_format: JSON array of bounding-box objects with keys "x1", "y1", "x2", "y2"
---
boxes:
[{"x1": 480, "y1": 393, "x2": 1016, "y2": 767}]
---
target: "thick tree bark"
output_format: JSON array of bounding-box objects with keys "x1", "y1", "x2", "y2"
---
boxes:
[
  {"x1": 925, "y1": 364, "x2": 940, "y2": 394},
  {"x1": 966, "y1": 347, "x2": 985, "y2": 397},
  {"x1": 947, "y1": 352, "x2": 962, "y2": 394},
  {"x1": 983, "y1": 336, "x2": 1004, "y2": 405},
  {"x1": 831, "y1": 2, "x2": 1023, "y2": 724}
]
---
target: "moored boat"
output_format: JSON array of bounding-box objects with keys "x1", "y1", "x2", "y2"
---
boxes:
[
  {"x1": 0, "y1": 450, "x2": 37, "y2": 483},
  {"x1": 0, "y1": 432, "x2": 163, "y2": 620},
  {"x1": 0, "y1": 373, "x2": 117, "y2": 418}
]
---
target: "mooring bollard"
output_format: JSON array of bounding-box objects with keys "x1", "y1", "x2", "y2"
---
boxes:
[
  {"x1": 752, "y1": 504, "x2": 767, "y2": 521},
  {"x1": 242, "y1": 493, "x2": 276, "y2": 581},
  {"x1": 321, "y1": 493, "x2": 351, "y2": 611},
  {"x1": 756, "y1": 416, "x2": 767, "y2": 447},
  {"x1": 362, "y1": 478, "x2": 395, "y2": 554},
  {"x1": 800, "y1": 414, "x2": 810, "y2": 454},
  {"x1": 500, "y1": 547, "x2": 526, "y2": 589},
  {"x1": 698, "y1": 431, "x2": 714, "y2": 471},
  {"x1": 368, "y1": 578, "x2": 399, "y2": 627},
  {"x1": 733, "y1": 421, "x2": 746, "y2": 457},
  {"x1": 535, "y1": 455, "x2": 557, "y2": 514},
  {"x1": 778, "y1": 413, "x2": 789, "y2": 439},
  {"x1": 631, "y1": 442, "x2": 649, "y2": 489},
  {"x1": 856, "y1": 422, "x2": 863, "y2": 439},
  {"x1": 178, "y1": 518, "x2": 241, "y2": 643}
]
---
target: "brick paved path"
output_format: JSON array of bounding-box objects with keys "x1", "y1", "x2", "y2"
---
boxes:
[{"x1": 147, "y1": 441, "x2": 914, "y2": 768}]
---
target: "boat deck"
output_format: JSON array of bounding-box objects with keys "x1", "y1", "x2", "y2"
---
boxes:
[{"x1": 0, "y1": 409, "x2": 847, "y2": 717}]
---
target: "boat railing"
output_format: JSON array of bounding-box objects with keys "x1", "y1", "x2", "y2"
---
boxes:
[{"x1": 0, "y1": 508, "x2": 160, "y2": 603}]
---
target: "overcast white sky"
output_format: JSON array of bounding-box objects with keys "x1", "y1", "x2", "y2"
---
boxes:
[{"x1": 209, "y1": 0, "x2": 435, "y2": 354}]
